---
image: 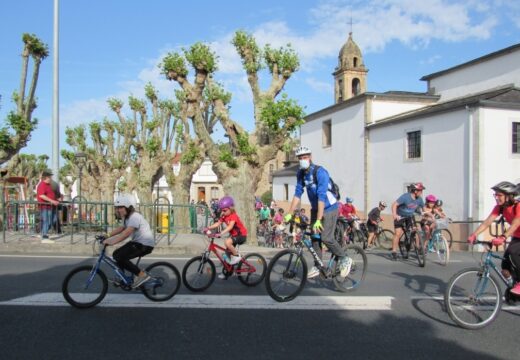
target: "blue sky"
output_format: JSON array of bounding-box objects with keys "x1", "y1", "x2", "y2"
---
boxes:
[{"x1": 1, "y1": 0, "x2": 520, "y2": 162}]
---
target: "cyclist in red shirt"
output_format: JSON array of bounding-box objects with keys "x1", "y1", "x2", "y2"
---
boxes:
[
  {"x1": 205, "y1": 196, "x2": 247, "y2": 267},
  {"x1": 468, "y1": 181, "x2": 520, "y2": 296}
]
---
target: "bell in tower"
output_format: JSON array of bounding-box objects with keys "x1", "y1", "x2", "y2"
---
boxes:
[{"x1": 333, "y1": 32, "x2": 368, "y2": 103}]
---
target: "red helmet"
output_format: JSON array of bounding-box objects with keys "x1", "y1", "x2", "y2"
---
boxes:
[
  {"x1": 410, "y1": 182, "x2": 425, "y2": 191},
  {"x1": 425, "y1": 194, "x2": 437, "y2": 203}
]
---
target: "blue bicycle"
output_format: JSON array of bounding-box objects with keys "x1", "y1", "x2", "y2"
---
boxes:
[
  {"x1": 62, "y1": 235, "x2": 181, "y2": 308},
  {"x1": 426, "y1": 218, "x2": 450, "y2": 266}
]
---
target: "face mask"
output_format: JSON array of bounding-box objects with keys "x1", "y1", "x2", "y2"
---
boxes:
[{"x1": 299, "y1": 159, "x2": 310, "y2": 169}]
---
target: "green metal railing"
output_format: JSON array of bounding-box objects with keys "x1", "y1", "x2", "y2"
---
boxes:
[{"x1": 1, "y1": 197, "x2": 211, "y2": 245}]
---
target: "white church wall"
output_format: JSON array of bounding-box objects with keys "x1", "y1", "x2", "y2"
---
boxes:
[{"x1": 371, "y1": 100, "x2": 430, "y2": 122}]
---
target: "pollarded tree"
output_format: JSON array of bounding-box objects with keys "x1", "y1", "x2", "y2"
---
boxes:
[
  {"x1": 161, "y1": 31, "x2": 305, "y2": 238},
  {"x1": 0, "y1": 34, "x2": 49, "y2": 165},
  {"x1": 5, "y1": 153, "x2": 49, "y2": 196}
]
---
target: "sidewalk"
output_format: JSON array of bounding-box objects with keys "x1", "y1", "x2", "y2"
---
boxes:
[{"x1": 0, "y1": 232, "x2": 281, "y2": 257}]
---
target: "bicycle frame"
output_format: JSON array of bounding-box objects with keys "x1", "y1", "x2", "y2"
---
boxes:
[
  {"x1": 294, "y1": 232, "x2": 337, "y2": 277},
  {"x1": 479, "y1": 248, "x2": 510, "y2": 287},
  {"x1": 203, "y1": 237, "x2": 258, "y2": 275},
  {"x1": 88, "y1": 246, "x2": 134, "y2": 287}
]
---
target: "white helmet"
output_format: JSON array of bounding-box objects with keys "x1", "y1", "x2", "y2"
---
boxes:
[
  {"x1": 295, "y1": 146, "x2": 311, "y2": 157},
  {"x1": 114, "y1": 193, "x2": 136, "y2": 208}
]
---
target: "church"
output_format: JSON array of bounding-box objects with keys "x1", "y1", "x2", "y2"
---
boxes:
[{"x1": 272, "y1": 33, "x2": 520, "y2": 244}]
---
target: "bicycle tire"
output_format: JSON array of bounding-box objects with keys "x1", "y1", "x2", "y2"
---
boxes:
[
  {"x1": 334, "y1": 225, "x2": 346, "y2": 247},
  {"x1": 265, "y1": 249, "x2": 307, "y2": 302},
  {"x1": 441, "y1": 229, "x2": 453, "y2": 249},
  {"x1": 398, "y1": 233, "x2": 409, "y2": 259},
  {"x1": 182, "y1": 256, "x2": 216, "y2": 292},
  {"x1": 351, "y1": 229, "x2": 366, "y2": 248},
  {"x1": 141, "y1": 262, "x2": 181, "y2": 301},
  {"x1": 444, "y1": 267, "x2": 502, "y2": 330},
  {"x1": 413, "y1": 231, "x2": 426, "y2": 267},
  {"x1": 375, "y1": 229, "x2": 394, "y2": 250},
  {"x1": 237, "y1": 253, "x2": 267, "y2": 286},
  {"x1": 62, "y1": 265, "x2": 108, "y2": 309},
  {"x1": 333, "y1": 244, "x2": 367, "y2": 292},
  {"x1": 434, "y1": 234, "x2": 450, "y2": 266}
]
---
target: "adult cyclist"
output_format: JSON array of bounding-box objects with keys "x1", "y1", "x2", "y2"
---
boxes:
[
  {"x1": 390, "y1": 182, "x2": 426, "y2": 261},
  {"x1": 284, "y1": 146, "x2": 351, "y2": 279},
  {"x1": 468, "y1": 181, "x2": 520, "y2": 296}
]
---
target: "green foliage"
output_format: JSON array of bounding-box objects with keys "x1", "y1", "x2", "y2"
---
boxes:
[
  {"x1": 184, "y1": 42, "x2": 218, "y2": 73},
  {"x1": 236, "y1": 132, "x2": 256, "y2": 158},
  {"x1": 205, "y1": 82, "x2": 232, "y2": 104},
  {"x1": 232, "y1": 30, "x2": 262, "y2": 73},
  {"x1": 145, "y1": 137, "x2": 161, "y2": 154},
  {"x1": 175, "y1": 123, "x2": 185, "y2": 145},
  {"x1": 160, "y1": 52, "x2": 188, "y2": 78},
  {"x1": 128, "y1": 96, "x2": 146, "y2": 113},
  {"x1": 260, "y1": 94, "x2": 305, "y2": 132},
  {"x1": 260, "y1": 190, "x2": 273, "y2": 206},
  {"x1": 264, "y1": 44, "x2": 300, "y2": 75},
  {"x1": 181, "y1": 141, "x2": 200, "y2": 165},
  {"x1": 219, "y1": 148, "x2": 238, "y2": 169},
  {"x1": 144, "y1": 82, "x2": 158, "y2": 103},
  {"x1": 22, "y1": 33, "x2": 49, "y2": 59},
  {"x1": 0, "y1": 112, "x2": 37, "y2": 151},
  {"x1": 107, "y1": 98, "x2": 123, "y2": 112}
]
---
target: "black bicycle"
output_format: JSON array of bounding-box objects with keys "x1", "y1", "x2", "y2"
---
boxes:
[
  {"x1": 265, "y1": 225, "x2": 367, "y2": 302},
  {"x1": 398, "y1": 216, "x2": 426, "y2": 267},
  {"x1": 63, "y1": 235, "x2": 181, "y2": 308}
]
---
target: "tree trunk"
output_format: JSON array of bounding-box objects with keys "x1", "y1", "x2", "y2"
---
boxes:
[{"x1": 222, "y1": 162, "x2": 261, "y2": 244}]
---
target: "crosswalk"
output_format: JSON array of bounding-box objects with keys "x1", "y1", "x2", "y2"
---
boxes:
[{"x1": 0, "y1": 293, "x2": 394, "y2": 310}]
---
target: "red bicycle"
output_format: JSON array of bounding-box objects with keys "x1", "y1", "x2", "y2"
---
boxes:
[{"x1": 182, "y1": 233, "x2": 267, "y2": 291}]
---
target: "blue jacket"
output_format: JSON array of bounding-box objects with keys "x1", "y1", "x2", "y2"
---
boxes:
[{"x1": 295, "y1": 164, "x2": 339, "y2": 212}]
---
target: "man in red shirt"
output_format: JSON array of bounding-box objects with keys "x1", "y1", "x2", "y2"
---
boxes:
[{"x1": 36, "y1": 169, "x2": 59, "y2": 243}]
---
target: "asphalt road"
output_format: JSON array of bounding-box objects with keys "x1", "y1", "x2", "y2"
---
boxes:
[{"x1": 0, "y1": 250, "x2": 517, "y2": 360}]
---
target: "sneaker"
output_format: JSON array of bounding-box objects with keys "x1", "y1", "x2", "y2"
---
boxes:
[
  {"x1": 218, "y1": 273, "x2": 227, "y2": 280},
  {"x1": 41, "y1": 239, "x2": 55, "y2": 244},
  {"x1": 510, "y1": 282, "x2": 520, "y2": 296},
  {"x1": 307, "y1": 266, "x2": 320, "y2": 279},
  {"x1": 132, "y1": 273, "x2": 151, "y2": 288},
  {"x1": 228, "y1": 255, "x2": 242, "y2": 265},
  {"x1": 391, "y1": 252, "x2": 398, "y2": 261},
  {"x1": 339, "y1": 257, "x2": 352, "y2": 277}
]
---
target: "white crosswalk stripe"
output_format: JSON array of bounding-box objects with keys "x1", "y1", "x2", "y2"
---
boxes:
[{"x1": 0, "y1": 293, "x2": 394, "y2": 310}]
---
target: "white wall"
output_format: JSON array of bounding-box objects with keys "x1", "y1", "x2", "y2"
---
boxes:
[
  {"x1": 428, "y1": 50, "x2": 520, "y2": 101},
  {"x1": 371, "y1": 100, "x2": 430, "y2": 122}
]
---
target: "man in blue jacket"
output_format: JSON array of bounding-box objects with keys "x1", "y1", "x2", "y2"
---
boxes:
[{"x1": 284, "y1": 146, "x2": 351, "y2": 279}]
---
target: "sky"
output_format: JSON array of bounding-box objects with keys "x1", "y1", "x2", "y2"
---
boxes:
[{"x1": 1, "y1": 0, "x2": 520, "y2": 163}]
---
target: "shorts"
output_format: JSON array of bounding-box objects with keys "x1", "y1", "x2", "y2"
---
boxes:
[
  {"x1": 502, "y1": 237, "x2": 520, "y2": 274},
  {"x1": 394, "y1": 217, "x2": 413, "y2": 230},
  {"x1": 366, "y1": 222, "x2": 378, "y2": 233},
  {"x1": 232, "y1": 235, "x2": 247, "y2": 247}
]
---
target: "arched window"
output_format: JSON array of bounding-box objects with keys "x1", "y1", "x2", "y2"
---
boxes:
[
  {"x1": 353, "y1": 57, "x2": 358, "y2": 67},
  {"x1": 352, "y1": 78, "x2": 361, "y2": 96}
]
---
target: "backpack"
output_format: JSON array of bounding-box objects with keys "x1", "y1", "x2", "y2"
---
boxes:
[{"x1": 298, "y1": 165, "x2": 341, "y2": 201}]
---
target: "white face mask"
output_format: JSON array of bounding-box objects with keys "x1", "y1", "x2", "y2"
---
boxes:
[{"x1": 299, "y1": 159, "x2": 310, "y2": 169}]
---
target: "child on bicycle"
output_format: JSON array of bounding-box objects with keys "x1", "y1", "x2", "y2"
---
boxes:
[
  {"x1": 205, "y1": 195, "x2": 247, "y2": 266},
  {"x1": 366, "y1": 201, "x2": 387, "y2": 249},
  {"x1": 421, "y1": 194, "x2": 438, "y2": 241},
  {"x1": 468, "y1": 181, "x2": 520, "y2": 296},
  {"x1": 103, "y1": 194, "x2": 154, "y2": 288}
]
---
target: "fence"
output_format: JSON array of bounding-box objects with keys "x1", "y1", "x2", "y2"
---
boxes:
[{"x1": 1, "y1": 197, "x2": 212, "y2": 245}]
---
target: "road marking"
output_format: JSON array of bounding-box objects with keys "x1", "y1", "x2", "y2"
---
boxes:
[
  {"x1": 410, "y1": 295, "x2": 520, "y2": 311},
  {"x1": 0, "y1": 293, "x2": 394, "y2": 310}
]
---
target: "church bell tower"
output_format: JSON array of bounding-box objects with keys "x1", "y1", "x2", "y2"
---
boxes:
[{"x1": 333, "y1": 33, "x2": 368, "y2": 103}]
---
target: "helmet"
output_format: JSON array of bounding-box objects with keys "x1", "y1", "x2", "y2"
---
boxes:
[
  {"x1": 379, "y1": 201, "x2": 387, "y2": 207},
  {"x1": 425, "y1": 194, "x2": 437, "y2": 203},
  {"x1": 410, "y1": 182, "x2": 425, "y2": 191},
  {"x1": 114, "y1": 193, "x2": 136, "y2": 208},
  {"x1": 295, "y1": 146, "x2": 311, "y2": 157},
  {"x1": 435, "y1": 199, "x2": 443, "y2": 207},
  {"x1": 491, "y1": 181, "x2": 519, "y2": 195},
  {"x1": 345, "y1": 197, "x2": 353, "y2": 203},
  {"x1": 218, "y1": 196, "x2": 234, "y2": 209}
]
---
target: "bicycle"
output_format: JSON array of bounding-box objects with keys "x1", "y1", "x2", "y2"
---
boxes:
[
  {"x1": 182, "y1": 233, "x2": 267, "y2": 291},
  {"x1": 444, "y1": 240, "x2": 520, "y2": 329},
  {"x1": 265, "y1": 225, "x2": 367, "y2": 302},
  {"x1": 62, "y1": 235, "x2": 181, "y2": 308},
  {"x1": 426, "y1": 218, "x2": 450, "y2": 265},
  {"x1": 398, "y1": 216, "x2": 426, "y2": 267}
]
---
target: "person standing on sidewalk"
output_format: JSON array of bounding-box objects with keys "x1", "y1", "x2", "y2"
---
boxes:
[
  {"x1": 284, "y1": 146, "x2": 351, "y2": 279},
  {"x1": 36, "y1": 169, "x2": 59, "y2": 243}
]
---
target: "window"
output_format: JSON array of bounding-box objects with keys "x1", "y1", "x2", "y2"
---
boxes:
[
  {"x1": 407, "y1": 130, "x2": 421, "y2": 159},
  {"x1": 513, "y1": 122, "x2": 520, "y2": 154},
  {"x1": 211, "y1": 187, "x2": 219, "y2": 200},
  {"x1": 353, "y1": 57, "x2": 358, "y2": 67},
  {"x1": 352, "y1": 78, "x2": 360, "y2": 96},
  {"x1": 322, "y1": 119, "x2": 331, "y2": 147}
]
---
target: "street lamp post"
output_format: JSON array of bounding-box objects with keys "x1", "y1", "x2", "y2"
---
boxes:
[{"x1": 75, "y1": 152, "x2": 87, "y2": 227}]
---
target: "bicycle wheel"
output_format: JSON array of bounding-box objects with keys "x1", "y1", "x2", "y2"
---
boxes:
[
  {"x1": 441, "y1": 229, "x2": 453, "y2": 249},
  {"x1": 237, "y1": 253, "x2": 267, "y2": 286},
  {"x1": 334, "y1": 244, "x2": 367, "y2": 292},
  {"x1": 433, "y1": 234, "x2": 449, "y2": 266},
  {"x1": 444, "y1": 267, "x2": 502, "y2": 330},
  {"x1": 141, "y1": 262, "x2": 181, "y2": 301},
  {"x1": 62, "y1": 265, "x2": 108, "y2": 309},
  {"x1": 398, "y1": 233, "x2": 409, "y2": 258},
  {"x1": 265, "y1": 249, "x2": 307, "y2": 302},
  {"x1": 375, "y1": 229, "x2": 394, "y2": 250},
  {"x1": 351, "y1": 229, "x2": 366, "y2": 248},
  {"x1": 182, "y1": 256, "x2": 216, "y2": 292},
  {"x1": 413, "y1": 232, "x2": 426, "y2": 267}
]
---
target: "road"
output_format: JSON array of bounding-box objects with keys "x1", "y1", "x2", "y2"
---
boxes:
[{"x1": 0, "y1": 250, "x2": 517, "y2": 360}]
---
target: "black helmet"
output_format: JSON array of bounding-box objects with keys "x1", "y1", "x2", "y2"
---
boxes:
[
  {"x1": 491, "y1": 181, "x2": 519, "y2": 196},
  {"x1": 435, "y1": 199, "x2": 443, "y2": 207},
  {"x1": 409, "y1": 182, "x2": 425, "y2": 191}
]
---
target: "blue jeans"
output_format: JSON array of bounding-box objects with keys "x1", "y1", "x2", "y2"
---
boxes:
[{"x1": 40, "y1": 208, "x2": 52, "y2": 237}]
